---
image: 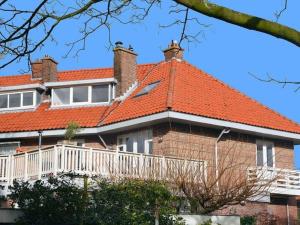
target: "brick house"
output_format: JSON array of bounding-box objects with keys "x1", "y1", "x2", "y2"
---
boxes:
[{"x1": 0, "y1": 41, "x2": 300, "y2": 224}]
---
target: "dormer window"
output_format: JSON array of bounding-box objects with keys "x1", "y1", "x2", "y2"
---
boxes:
[
  {"x1": 51, "y1": 84, "x2": 113, "y2": 107},
  {"x1": 0, "y1": 91, "x2": 38, "y2": 111}
]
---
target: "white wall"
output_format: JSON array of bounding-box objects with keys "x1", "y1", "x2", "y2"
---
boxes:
[{"x1": 179, "y1": 215, "x2": 240, "y2": 225}]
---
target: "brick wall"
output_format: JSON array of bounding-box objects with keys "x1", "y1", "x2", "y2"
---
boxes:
[
  {"x1": 214, "y1": 196, "x2": 298, "y2": 225},
  {"x1": 152, "y1": 122, "x2": 295, "y2": 170}
]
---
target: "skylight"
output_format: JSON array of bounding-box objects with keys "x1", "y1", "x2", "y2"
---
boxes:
[{"x1": 135, "y1": 81, "x2": 160, "y2": 97}]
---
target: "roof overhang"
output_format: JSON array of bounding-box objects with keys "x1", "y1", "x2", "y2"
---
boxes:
[
  {"x1": 45, "y1": 78, "x2": 117, "y2": 87},
  {"x1": 0, "y1": 111, "x2": 300, "y2": 144},
  {"x1": 0, "y1": 83, "x2": 45, "y2": 92}
]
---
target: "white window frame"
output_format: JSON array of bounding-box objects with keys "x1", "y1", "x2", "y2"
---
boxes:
[
  {"x1": 0, "y1": 141, "x2": 20, "y2": 155},
  {"x1": 256, "y1": 140, "x2": 275, "y2": 168},
  {"x1": 117, "y1": 129, "x2": 153, "y2": 155},
  {"x1": 0, "y1": 91, "x2": 36, "y2": 111},
  {"x1": 51, "y1": 84, "x2": 114, "y2": 107}
]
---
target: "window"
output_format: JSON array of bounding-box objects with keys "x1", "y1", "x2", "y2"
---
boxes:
[
  {"x1": 52, "y1": 88, "x2": 70, "y2": 105},
  {"x1": 117, "y1": 129, "x2": 153, "y2": 154},
  {"x1": 52, "y1": 84, "x2": 112, "y2": 107},
  {"x1": 135, "y1": 81, "x2": 160, "y2": 97},
  {"x1": 73, "y1": 86, "x2": 89, "y2": 103},
  {"x1": 0, "y1": 95, "x2": 8, "y2": 108},
  {"x1": 92, "y1": 85, "x2": 109, "y2": 103},
  {"x1": 9, "y1": 93, "x2": 21, "y2": 108},
  {"x1": 23, "y1": 92, "x2": 34, "y2": 106},
  {"x1": 0, "y1": 91, "x2": 36, "y2": 110},
  {"x1": 256, "y1": 141, "x2": 274, "y2": 167},
  {"x1": 0, "y1": 142, "x2": 20, "y2": 155}
]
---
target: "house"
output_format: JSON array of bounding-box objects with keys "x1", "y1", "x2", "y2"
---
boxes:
[{"x1": 0, "y1": 41, "x2": 300, "y2": 224}]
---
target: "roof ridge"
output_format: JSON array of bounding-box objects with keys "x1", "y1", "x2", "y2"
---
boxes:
[{"x1": 180, "y1": 60, "x2": 300, "y2": 128}]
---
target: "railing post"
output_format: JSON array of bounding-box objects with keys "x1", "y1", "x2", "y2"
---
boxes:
[
  {"x1": 89, "y1": 148, "x2": 93, "y2": 175},
  {"x1": 61, "y1": 145, "x2": 65, "y2": 171},
  {"x1": 53, "y1": 146, "x2": 58, "y2": 176},
  {"x1": 10, "y1": 155, "x2": 14, "y2": 185},
  {"x1": 24, "y1": 152, "x2": 28, "y2": 181},
  {"x1": 5, "y1": 155, "x2": 11, "y2": 194},
  {"x1": 161, "y1": 156, "x2": 166, "y2": 179},
  {"x1": 38, "y1": 149, "x2": 42, "y2": 180},
  {"x1": 115, "y1": 150, "x2": 119, "y2": 177},
  {"x1": 139, "y1": 154, "x2": 144, "y2": 177}
]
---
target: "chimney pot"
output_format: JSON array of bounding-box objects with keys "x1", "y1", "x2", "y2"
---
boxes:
[{"x1": 163, "y1": 40, "x2": 184, "y2": 61}]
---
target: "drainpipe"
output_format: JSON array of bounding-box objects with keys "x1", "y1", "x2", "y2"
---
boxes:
[
  {"x1": 98, "y1": 134, "x2": 108, "y2": 149},
  {"x1": 215, "y1": 128, "x2": 230, "y2": 186},
  {"x1": 287, "y1": 200, "x2": 290, "y2": 225},
  {"x1": 38, "y1": 130, "x2": 43, "y2": 150}
]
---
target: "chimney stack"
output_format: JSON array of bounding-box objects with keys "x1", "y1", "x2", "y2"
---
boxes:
[
  {"x1": 31, "y1": 55, "x2": 58, "y2": 82},
  {"x1": 163, "y1": 40, "x2": 184, "y2": 61},
  {"x1": 113, "y1": 41, "x2": 137, "y2": 97}
]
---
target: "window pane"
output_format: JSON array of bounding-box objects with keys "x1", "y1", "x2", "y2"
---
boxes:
[
  {"x1": 73, "y1": 86, "x2": 89, "y2": 103},
  {"x1": 267, "y1": 145, "x2": 273, "y2": 167},
  {"x1": 53, "y1": 88, "x2": 70, "y2": 105},
  {"x1": 0, "y1": 143, "x2": 19, "y2": 155},
  {"x1": 9, "y1": 93, "x2": 21, "y2": 108},
  {"x1": 257, "y1": 144, "x2": 264, "y2": 166},
  {"x1": 23, "y1": 92, "x2": 34, "y2": 106},
  {"x1": 148, "y1": 141, "x2": 153, "y2": 155},
  {"x1": 126, "y1": 137, "x2": 133, "y2": 152},
  {"x1": 135, "y1": 81, "x2": 160, "y2": 97},
  {"x1": 92, "y1": 85, "x2": 109, "y2": 103},
  {"x1": 137, "y1": 134, "x2": 145, "y2": 154},
  {"x1": 0, "y1": 95, "x2": 8, "y2": 109},
  {"x1": 36, "y1": 92, "x2": 41, "y2": 105}
]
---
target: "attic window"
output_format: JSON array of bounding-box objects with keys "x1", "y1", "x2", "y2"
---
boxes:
[
  {"x1": 135, "y1": 81, "x2": 160, "y2": 97},
  {"x1": 0, "y1": 91, "x2": 37, "y2": 111}
]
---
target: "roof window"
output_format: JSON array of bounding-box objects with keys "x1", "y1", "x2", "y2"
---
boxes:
[{"x1": 135, "y1": 81, "x2": 160, "y2": 97}]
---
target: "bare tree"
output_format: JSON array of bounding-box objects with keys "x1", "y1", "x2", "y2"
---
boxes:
[
  {"x1": 165, "y1": 139, "x2": 279, "y2": 214},
  {"x1": 0, "y1": 0, "x2": 299, "y2": 71}
]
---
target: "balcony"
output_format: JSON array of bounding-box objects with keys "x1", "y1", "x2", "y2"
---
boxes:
[
  {"x1": 0, "y1": 145, "x2": 205, "y2": 196},
  {"x1": 248, "y1": 167, "x2": 300, "y2": 196}
]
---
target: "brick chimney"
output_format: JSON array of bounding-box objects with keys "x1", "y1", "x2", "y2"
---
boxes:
[
  {"x1": 163, "y1": 40, "x2": 184, "y2": 61},
  {"x1": 113, "y1": 41, "x2": 137, "y2": 97},
  {"x1": 31, "y1": 55, "x2": 58, "y2": 82}
]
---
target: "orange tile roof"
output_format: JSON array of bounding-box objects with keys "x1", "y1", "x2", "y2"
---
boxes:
[
  {"x1": 0, "y1": 60, "x2": 300, "y2": 135},
  {"x1": 0, "y1": 103, "x2": 109, "y2": 132},
  {"x1": 103, "y1": 60, "x2": 300, "y2": 134},
  {"x1": 0, "y1": 74, "x2": 41, "y2": 86}
]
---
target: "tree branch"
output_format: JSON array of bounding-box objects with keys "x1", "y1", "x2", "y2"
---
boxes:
[{"x1": 175, "y1": 0, "x2": 300, "y2": 47}]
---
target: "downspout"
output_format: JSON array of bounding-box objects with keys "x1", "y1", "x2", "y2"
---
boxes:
[
  {"x1": 287, "y1": 200, "x2": 290, "y2": 225},
  {"x1": 38, "y1": 130, "x2": 43, "y2": 150},
  {"x1": 215, "y1": 128, "x2": 230, "y2": 186},
  {"x1": 98, "y1": 134, "x2": 108, "y2": 149}
]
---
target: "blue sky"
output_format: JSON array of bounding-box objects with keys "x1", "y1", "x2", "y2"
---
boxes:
[{"x1": 1, "y1": 1, "x2": 300, "y2": 168}]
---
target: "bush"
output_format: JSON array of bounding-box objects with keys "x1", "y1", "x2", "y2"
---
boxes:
[
  {"x1": 241, "y1": 216, "x2": 256, "y2": 225},
  {"x1": 9, "y1": 176, "x2": 184, "y2": 225}
]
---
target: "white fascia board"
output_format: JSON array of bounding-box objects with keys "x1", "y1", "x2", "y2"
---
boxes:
[
  {"x1": 97, "y1": 112, "x2": 170, "y2": 133},
  {"x1": 0, "y1": 112, "x2": 169, "y2": 139},
  {"x1": 0, "y1": 84, "x2": 45, "y2": 92},
  {"x1": 1, "y1": 111, "x2": 300, "y2": 142},
  {"x1": 168, "y1": 111, "x2": 300, "y2": 143},
  {"x1": 45, "y1": 78, "x2": 117, "y2": 87},
  {"x1": 0, "y1": 127, "x2": 99, "y2": 139}
]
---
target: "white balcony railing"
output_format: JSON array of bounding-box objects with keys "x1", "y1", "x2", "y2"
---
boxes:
[
  {"x1": 248, "y1": 167, "x2": 300, "y2": 195},
  {"x1": 0, "y1": 145, "x2": 206, "y2": 195}
]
